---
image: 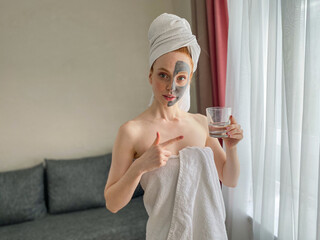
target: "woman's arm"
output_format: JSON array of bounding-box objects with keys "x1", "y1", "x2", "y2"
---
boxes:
[
  {"x1": 105, "y1": 122, "x2": 184, "y2": 213},
  {"x1": 200, "y1": 114, "x2": 241, "y2": 187},
  {"x1": 104, "y1": 121, "x2": 143, "y2": 213},
  {"x1": 206, "y1": 137, "x2": 240, "y2": 187}
]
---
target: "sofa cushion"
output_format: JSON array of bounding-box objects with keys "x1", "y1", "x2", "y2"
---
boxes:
[
  {"x1": 0, "y1": 197, "x2": 148, "y2": 240},
  {"x1": 0, "y1": 163, "x2": 47, "y2": 226},
  {"x1": 132, "y1": 183, "x2": 144, "y2": 199},
  {"x1": 45, "y1": 154, "x2": 111, "y2": 214},
  {"x1": 45, "y1": 153, "x2": 144, "y2": 214}
]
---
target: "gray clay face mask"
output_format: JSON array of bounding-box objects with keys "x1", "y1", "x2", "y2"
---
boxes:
[{"x1": 167, "y1": 61, "x2": 190, "y2": 107}]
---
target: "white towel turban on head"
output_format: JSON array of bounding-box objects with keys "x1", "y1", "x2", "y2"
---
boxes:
[{"x1": 147, "y1": 13, "x2": 201, "y2": 112}]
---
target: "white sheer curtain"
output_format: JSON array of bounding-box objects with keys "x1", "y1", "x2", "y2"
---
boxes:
[{"x1": 223, "y1": 0, "x2": 320, "y2": 239}]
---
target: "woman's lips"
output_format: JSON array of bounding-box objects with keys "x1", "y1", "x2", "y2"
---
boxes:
[{"x1": 163, "y1": 95, "x2": 176, "y2": 101}]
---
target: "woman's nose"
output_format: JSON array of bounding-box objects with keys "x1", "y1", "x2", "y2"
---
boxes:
[{"x1": 167, "y1": 80, "x2": 176, "y2": 92}]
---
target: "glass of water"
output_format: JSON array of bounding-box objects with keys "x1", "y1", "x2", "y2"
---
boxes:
[{"x1": 206, "y1": 107, "x2": 232, "y2": 138}]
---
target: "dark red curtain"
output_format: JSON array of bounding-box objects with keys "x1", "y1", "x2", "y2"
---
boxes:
[{"x1": 206, "y1": 0, "x2": 229, "y2": 108}]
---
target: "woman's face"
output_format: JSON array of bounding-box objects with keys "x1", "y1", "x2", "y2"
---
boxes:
[{"x1": 149, "y1": 51, "x2": 192, "y2": 107}]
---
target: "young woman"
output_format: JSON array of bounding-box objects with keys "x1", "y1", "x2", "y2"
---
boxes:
[{"x1": 104, "y1": 13, "x2": 243, "y2": 239}]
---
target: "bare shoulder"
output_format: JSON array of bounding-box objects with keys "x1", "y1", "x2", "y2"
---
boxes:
[
  {"x1": 105, "y1": 119, "x2": 144, "y2": 189},
  {"x1": 118, "y1": 119, "x2": 141, "y2": 140},
  {"x1": 188, "y1": 113, "x2": 208, "y2": 130},
  {"x1": 112, "y1": 119, "x2": 140, "y2": 158},
  {"x1": 119, "y1": 110, "x2": 151, "y2": 135},
  {"x1": 116, "y1": 117, "x2": 148, "y2": 152}
]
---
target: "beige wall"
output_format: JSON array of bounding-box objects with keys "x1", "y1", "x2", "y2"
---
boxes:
[{"x1": 0, "y1": 0, "x2": 197, "y2": 172}]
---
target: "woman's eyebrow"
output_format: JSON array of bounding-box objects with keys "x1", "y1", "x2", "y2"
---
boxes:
[
  {"x1": 175, "y1": 71, "x2": 188, "y2": 74},
  {"x1": 157, "y1": 67, "x2": 170, "y2": 72}
]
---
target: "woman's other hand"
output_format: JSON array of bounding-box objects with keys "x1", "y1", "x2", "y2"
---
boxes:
[
  {"x1": 136, "y1": 132, "x2": 183, "y2": 174},
  {"x1": 223, "y1": 115, "x2": 243, "y2": 149}
]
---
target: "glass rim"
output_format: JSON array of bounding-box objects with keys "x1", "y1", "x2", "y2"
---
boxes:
[{"x1": 206, "y1": 107, "x2": 232, "y2": 111}]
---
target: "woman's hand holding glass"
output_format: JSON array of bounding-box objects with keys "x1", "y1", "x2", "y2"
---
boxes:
[
  {"x1": 135, "y1": 132, "x2": 184, "y2": 174},
  {"x1": 223, "y1": 115, "x2": 243, "y2": 149}
]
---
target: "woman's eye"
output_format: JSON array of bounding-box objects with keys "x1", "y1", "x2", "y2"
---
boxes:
[
  {"x1": 177, "y1": 76, "x2": 186, "y2": 81},
  {"x1": 159, "y1": 73, "x2": 168, "y2": 79}
]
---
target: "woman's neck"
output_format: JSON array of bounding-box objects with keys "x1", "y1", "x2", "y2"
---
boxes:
[{"x1": 148, "y1": 100, "x2": 184, "y2": 122}]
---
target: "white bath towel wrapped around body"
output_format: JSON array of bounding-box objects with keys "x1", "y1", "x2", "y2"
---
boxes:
[{"x1": 139, "y1": 146, "x2": 228, "y2": 240}]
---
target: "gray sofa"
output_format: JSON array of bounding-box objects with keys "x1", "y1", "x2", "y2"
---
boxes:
[{"x1": 0, "y1": 153, "x2": 148, "y2": 240}]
